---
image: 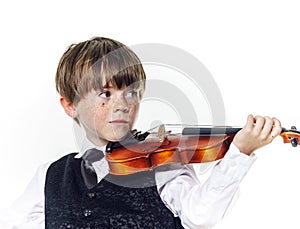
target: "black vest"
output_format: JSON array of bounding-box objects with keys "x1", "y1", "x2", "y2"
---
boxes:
[{"x1": 45, "y1": 153, "x2": 184, "y2": 228}]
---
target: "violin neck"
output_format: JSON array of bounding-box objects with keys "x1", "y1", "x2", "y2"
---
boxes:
[
  {"x1": 183, "y1": 126, "x2": 300, "y2": 136},
  {"x1": 182, "y1": 127, "x2": 242, "y2": 136}
]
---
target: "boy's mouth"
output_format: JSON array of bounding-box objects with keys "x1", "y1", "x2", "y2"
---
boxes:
[{"x1": 109, "y1": 120, "x2": 129, "y2": 124}]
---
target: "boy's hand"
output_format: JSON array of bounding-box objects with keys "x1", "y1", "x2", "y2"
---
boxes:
[{"x1": 233, "y1": 114, "x2": 282, "y2": 155}]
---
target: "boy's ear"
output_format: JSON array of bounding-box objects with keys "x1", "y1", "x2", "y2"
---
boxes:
[{"x1": 60, "y1": 97, "x2": 78, "y2": 118}]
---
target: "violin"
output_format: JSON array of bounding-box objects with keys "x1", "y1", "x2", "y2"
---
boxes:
[{"x1": 105, "y1": 124, "x2": 300, "y2": 175}]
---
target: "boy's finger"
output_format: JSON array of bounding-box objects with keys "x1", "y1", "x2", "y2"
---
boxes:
[
  {"x1": 244, "y1": 114, "x2": 254, "y2": 131},
  {"x1": 261, "y1": 116, "x2": 273, "y2": 138},
  {"x1": 270, "y1": 118, "x2": 282, "y2": 138},
  {"x1": 253, "y1": 115, "x2": 265, "y2": 133}
]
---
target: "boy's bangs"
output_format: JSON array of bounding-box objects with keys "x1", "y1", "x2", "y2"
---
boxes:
[
  {"x1": 101, "y1": 61, "x2": 145, "y2": 91},
  {"x1": 99, "y1": 47, "x2": 145, "y2": 91},
  {"x1": 75, "y1": 47, "x2": 146, "y2": 101}
]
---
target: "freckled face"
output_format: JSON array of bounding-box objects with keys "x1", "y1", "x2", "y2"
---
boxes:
[{"x1": 74, "y1": 84, "x2": 140, "y2": 146}]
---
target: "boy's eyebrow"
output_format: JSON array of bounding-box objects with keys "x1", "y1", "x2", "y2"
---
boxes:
[
  {"x1": 103, "y1": 85, "x2": 113, "y2": 89},
  {"x1": 102, "y1": 82, "x2": 114, "y2": 89}
]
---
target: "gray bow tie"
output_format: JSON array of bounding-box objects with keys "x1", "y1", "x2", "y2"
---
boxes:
[{"x1": 81, "y1": 148, "x2": 105, "y2": 189}]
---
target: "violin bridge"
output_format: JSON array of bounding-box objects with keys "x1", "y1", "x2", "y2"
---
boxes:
[{"x1": 158, "y1": 124, "x2": 168, "y2": 142}]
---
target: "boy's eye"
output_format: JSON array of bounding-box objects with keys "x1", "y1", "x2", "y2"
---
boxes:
[
  {"x1": 99, "y1": 91, "x2": 111, "y2": 98},
  {"x1": 126, "y1": 91, "x2": 138, "y2": 98}
]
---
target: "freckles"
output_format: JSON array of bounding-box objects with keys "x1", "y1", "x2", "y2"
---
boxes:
[{"x1": 94, "y1": 102, "x2": 109, "y2": 115}]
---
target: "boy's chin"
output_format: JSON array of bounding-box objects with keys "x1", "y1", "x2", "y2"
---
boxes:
[
  {"x1": 108, "y1": 126, "x2": 132, "y2": 141},
  {"x1": 105, "y1": 131, "x2": 131, "y2": 143}
]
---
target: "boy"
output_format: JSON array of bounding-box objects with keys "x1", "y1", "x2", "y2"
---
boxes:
[{"x1": 0, "y1": 37, "x2": 282, "y2": 228}]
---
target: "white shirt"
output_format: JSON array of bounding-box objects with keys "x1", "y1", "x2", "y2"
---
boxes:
[{"x1": 0, "y1": 138, "x2": 256, "y2": 229}]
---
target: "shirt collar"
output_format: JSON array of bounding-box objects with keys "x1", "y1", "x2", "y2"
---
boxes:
[{"x1": 75, "y1": 137, "x2": 107, "y2": 159}]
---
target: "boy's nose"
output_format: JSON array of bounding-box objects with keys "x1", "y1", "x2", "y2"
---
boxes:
[{"x1": 113, "y1": 96, "x2": 129, "y2": 113}]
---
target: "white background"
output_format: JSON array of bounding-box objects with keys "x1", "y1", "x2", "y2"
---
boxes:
[{"x1": 1, "y1": 0, "x2": 300, "y2": 228}]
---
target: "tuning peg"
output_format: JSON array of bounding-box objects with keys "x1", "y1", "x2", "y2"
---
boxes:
[{"x1": 291, "y1": 137, "x2": 298, "y2": 147}]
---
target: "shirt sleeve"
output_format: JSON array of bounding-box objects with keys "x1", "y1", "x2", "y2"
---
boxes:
[
  {"x1": 0, "y1": 162, "x2": 50, "y2": 229},
  {"x1": 156, "y1": 144, "x2": 256, "y2": 228}
]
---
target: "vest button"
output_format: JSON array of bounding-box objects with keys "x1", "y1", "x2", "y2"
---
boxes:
[
  {"x1": 87, "y1": 192, "x2": 96, "y2": 199},
  {"x1": 83, "y1": 209, "x2": 93, "y2": 217}
]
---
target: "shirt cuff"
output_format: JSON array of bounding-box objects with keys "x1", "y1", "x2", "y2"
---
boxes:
[
  {"x1": 208, "y1": 144, "x2": 257, "y2": 192},
  {"x1": 224, "y1": 143, "x2": 257, "y2": 165}
]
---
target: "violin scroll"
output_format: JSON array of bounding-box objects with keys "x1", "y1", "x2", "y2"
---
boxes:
[{"x1": 280, "y1": 126, "x2": 300, "y2": 147}]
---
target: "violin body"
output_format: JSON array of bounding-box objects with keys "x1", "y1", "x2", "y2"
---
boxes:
[
  {"x1": 106, "y1": 134, "x2": 233, "y2": 175},
  {"x1": 105, "y1": 124, "x2": 300, "y2": 175}
]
